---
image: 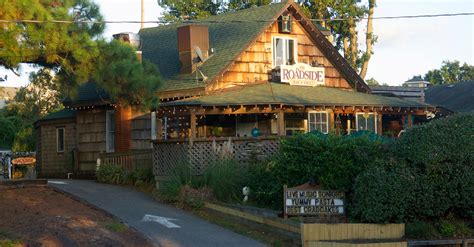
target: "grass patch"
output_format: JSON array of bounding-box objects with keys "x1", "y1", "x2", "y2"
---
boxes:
[
  {"x1": 194, "y1": 208, "x2": 297, "y2": 247},
  {"x1": 0, "y1": 229, "x2": 22, "y2": 247},
  {"x1": 103, "y1": 221, "x2": 127, "y2": 233}
]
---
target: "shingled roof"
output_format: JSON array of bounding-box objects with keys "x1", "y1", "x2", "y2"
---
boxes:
[
  {"x1": 425, "y1": 81, "x2": 474, "y2": 112},
  {"x1": 139, "y1": 1, "x2": 370, "y2": 95},
  {"x1": 162, "y1": 82, "x2": 430, "y2": 108}
]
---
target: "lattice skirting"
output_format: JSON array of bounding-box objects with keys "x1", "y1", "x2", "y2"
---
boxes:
[{"x1": 153, "y1": 138, "x2": 280, "y2": 178}]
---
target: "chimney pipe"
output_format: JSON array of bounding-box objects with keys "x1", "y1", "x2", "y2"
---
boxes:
[
  {"x1": 177, "y1": 25, "x2": 209, "y2": 74},
  {"x1": 112, "y1": 32, "x2": 142, "y2": 62}
]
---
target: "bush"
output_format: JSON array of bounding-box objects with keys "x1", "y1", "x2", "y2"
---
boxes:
[
  {"x1": 406, "y1": 221, "x2": 440, "y2": 239},
  {"x1": 351, "y1": 164, "x2": 417, "y2": 223},
  {"x1": 96, "y1": 164, "x2": 123, "y2": 184},
  {"x1": 352, "y1": 113, "x2": 474, "y2": 223},
  {"x1": 203, "y1": 160, "x2": 246, "y2": 202},
  {"x1": 245, "y1": 161, "x2": 282, "y2": 210},
  {"x1": 273, "y1": 132, "x2": 388, "y2": 191},
  {"x1": 157, "y1": 164, "x2": 192, "y2": 202},
  {"x1": 394, "y1": 113, "x2": 474, "y2": 219}
]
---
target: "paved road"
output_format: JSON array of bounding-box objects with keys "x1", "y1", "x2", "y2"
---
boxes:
[{"x1": 49, "y1": 180, "x2": 265, "y2": 247}]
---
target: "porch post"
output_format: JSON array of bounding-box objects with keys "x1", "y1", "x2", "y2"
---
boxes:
[
  {"x1": 277, "y1": 110, "x2": 285, "y2": 136},
  {"x1": 190, "y1": 112, "x2": 197, "y2": 140},
  {"x1": 407, "y1": 113, "x2": 413, "y2": 128},
  {"x1": 329, "y1": 110, "x2": 335, "y2": 133},
  {"x1": 377, "y1": 113, "x2": 383, "y2": 135}
]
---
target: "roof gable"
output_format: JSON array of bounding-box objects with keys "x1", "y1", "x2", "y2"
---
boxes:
[{"x1": 140, "y1": 1, "x2": 370, "y2": 96}]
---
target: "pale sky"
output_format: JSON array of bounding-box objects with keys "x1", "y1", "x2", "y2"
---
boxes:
[{"x1": 1, "y1": 0, "x2": 473, "y2": 87}]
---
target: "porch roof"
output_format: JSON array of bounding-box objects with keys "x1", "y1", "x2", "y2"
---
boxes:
[{"x1": 161, "y1": 83, "x2": 432, "y2": 109}]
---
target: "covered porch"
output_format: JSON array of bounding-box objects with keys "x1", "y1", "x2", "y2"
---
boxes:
[
  {"x1": 151, "y1": 83, "x2": 435, "y2": 180},
  {"x1": 155, "y1": 83, "x2": 435, "y2": 140}
]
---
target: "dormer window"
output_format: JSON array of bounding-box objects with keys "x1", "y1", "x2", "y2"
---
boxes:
[{"x1": 273, "y1": 37, "x2": 297, "y2": 67}]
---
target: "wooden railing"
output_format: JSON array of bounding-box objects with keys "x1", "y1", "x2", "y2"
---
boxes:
[{"x1": 99, "y1": 150, "x2": 152, "y2": 172}]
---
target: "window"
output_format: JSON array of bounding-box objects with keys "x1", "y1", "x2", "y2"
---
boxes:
[
  {"x1": 308, "y1": 111, "x2": 329, "y2": 134},
  {"x1": 106, "y1": 110, "x2": 115, "y2": 153},
  {"x1": 273, "y1": 37, "x2": 297, "y2": 67},
  {"x1": 56, "y1": 127, "x2": 65, "y2": 152},
  {"x1": 356, "y1": 113, "x2": 377, "y2": 133}
]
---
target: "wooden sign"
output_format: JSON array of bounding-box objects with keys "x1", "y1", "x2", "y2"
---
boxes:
[
  {"x1": 11, "y1": 157, "x2": 36, "y2": 166},
  {"x1": 279, "y1": 63, "x2": 325, "y2": 87},
  {"x1": 284, "y1": 183, "x2": 344, "y2": 217}
]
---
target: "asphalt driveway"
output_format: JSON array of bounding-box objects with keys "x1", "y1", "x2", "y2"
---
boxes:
[{"x1": 49, "y1": 180, "x2": 265, "y2": 247}]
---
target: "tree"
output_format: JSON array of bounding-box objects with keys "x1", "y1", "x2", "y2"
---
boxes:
[
  {"x1": 93, "y1": 40, "x2": 161, "y2": 110},
  {"x1": 158, "y1": 0, "x2": 377, "y2": 79},
  {"x1": 409, "y1": 60, "x2": 474, "y2": 85},
  {"x1": 0, "y1": 0, "x2": 104, "y2": 83},
  {"x1": 365, "y1": 78, "x2": 379, "y2": 86},
  {"x1": 1, "y1": 0, "x2": 162, "y2": 108}
]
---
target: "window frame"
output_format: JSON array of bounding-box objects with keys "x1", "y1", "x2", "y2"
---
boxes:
[
  {"x1": 272, "y1": 36, "x2": 298, "y2": 67},
  {"x1": 307, "y1": 111, "x2": 329, "y2": 134},
  {"x1": 56, "y1": 127, "x2": 65, "y2": 153},
  {"x1": 106, "y1": 110, "x2": 115, "y2": 153},
  {"x1": 355, "y1": 112, "x2": 378, "y2": 134}
]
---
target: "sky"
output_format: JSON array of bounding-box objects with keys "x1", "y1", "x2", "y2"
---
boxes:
[{"x1": 1, "y1": 0, "x2": 473, "y2": 87}]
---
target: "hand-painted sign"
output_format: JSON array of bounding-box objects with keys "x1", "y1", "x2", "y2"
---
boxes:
[
  {"x1": 277, "y1": 63, "x2": 325, "y2": 87},
  {"x1": 11, "y1": 157, "x2": 36, "y2": 166},
  {"x1": 284, "y1": 184, "x2": 344, "y2": 217}
]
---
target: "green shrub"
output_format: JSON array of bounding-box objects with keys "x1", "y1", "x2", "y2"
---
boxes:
[
  {"x1": 394, "y1": 113, "x2": 474, "y2": 219},
  {"x1": 437, "y1": 221, "x2": 456, "y2": 238},
  {"x1": 96, "y1": 164, "x2": 123, "y2": 184},
  {"x1": 203, "y1": 160, "x2": 246, "y2": 202},
  {"x1": 406, "y1": 221, "x2": 440, "y2": 239},
  {"x1": 245, "y1": 161, "x2": 282, "y2": 210},
  {"x1": 157, "y1": 164, "x2": 192, "y2": 202},
  {"x1": 351, "y1": 164, "x2": 417, "y2": 223}
]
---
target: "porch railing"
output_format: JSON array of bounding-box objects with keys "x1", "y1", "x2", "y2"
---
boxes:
[
  {"x1": 99, "y1": 150, "x2": 152, "y2": 172},
  {"x1": 152, "y1": 137, "x2": 281, "y2": 179}
]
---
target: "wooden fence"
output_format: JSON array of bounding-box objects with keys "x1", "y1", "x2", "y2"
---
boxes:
[
  {"x1": 99, "y1": 150, "x2": 152, "y2": 172},
  {"x1": 152, "y1": 137, "x2": 281, "y2": 179}
]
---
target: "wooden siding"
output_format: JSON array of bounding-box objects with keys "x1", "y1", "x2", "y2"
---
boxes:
[
  {"x1": 38, "y1": 122, "x2": 77, "y2": 176},
  {"x1": 76, "y1": 108, "x2": 106, "y2": 171},
  {"x1": 131, "y1": 109, "x2": 152, "y2": 150},
  {"x1": 209, "y1": 16, "x2": 352, "y2": 91}
]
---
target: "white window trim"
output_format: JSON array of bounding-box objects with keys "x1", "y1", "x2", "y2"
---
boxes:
[
  {"x1": 106, "y1": 110, "x2": 115, "y2": 153},
  {"x1": 272, "y1": 36, "x2": 298, "y2": 67},
  {"x1": 355, "y1": 112, "x2": 378, "y2": 134},
  {"x1": 307, "y1": 111, "x2": 329, "y2": 134},
  {"x1": 56, "y1": 127, "x2": 65, "y2": 153}
]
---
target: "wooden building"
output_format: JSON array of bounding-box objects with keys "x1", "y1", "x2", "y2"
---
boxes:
[{"x1": 35, "y1": 1, "x2": 436, "y2": 178}]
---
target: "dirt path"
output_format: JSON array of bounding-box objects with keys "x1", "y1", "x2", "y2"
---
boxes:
[{"x1": 0, "y1": 185, "x2": 153, "y2": 247}]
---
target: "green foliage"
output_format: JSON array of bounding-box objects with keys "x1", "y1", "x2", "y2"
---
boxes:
[
  {"x1": 406, "y1": 221, "x2": 440, "y2": 239},
  {"x1": 93, "y1": 41, "x2": 161, "y2": 110},
  {"x1": 351, "y1": 164, "x2": 416, "y2": 223},
  {"x1": 245, "y1": 161, "x2": 281, "y2": 210},
  {"x1": 272, "y1": 132, "x2": 387, "y2": 191},
  {"x1": 103, "y1": 221, "x2": 127, "y2": 233},
  {"x1": 0, "y1": 0, "x2": 104, "y2": 83},
  {"x1": 437, "y1": 221, "x2": 456, "y2": 238},
  {"x1": 11, "y1": 127, "x2": 35, "y2": 152},
  {"x1": 203, "y1": 160, "x2": 247, "y2": 202},
  {"x1": 412, "y1": 60, "x2": 474, "y2": 85},
  {"x1": 0, "y1": 115, "x2": 21, "y2": 149},
  {"x1": 96, "y1": 164, "x2": 124, "y2": 184},
  {"x1": 352, "y1": 113, "x2": 474, "y2": 223},
  {"x1": 394, "y1": 113, "x2": 474, "y2": 218},
  {"x1": 157, "y1": 164, "x2": 193, "y2": 202}
]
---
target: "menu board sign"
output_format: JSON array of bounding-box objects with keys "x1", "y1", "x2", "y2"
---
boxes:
[{"x1": 284, "y1": 185, "x2": 344, "y2": 216}]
